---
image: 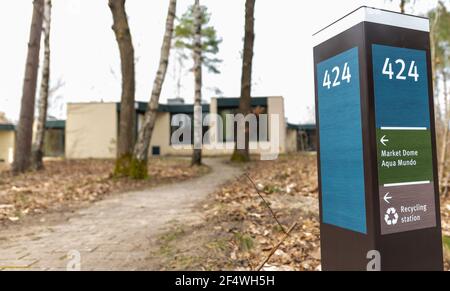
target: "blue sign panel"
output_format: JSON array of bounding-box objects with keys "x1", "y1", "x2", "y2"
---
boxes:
[
  {"x1": 317, "y1": 47, "x2": 367, "y2": 234},
  {"x1": 372, "y1": 44, "x2": 430, "y2": 129}
]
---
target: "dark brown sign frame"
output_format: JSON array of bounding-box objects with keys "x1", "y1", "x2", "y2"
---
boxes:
[{"x1": 313, "y1": 7, "x2": 444, "y2": 271}]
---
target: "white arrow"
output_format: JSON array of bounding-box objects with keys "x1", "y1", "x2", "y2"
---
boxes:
[
  {"x1": 380, "y1": 135, "x2": 389, "y2": 146},
  {"x1": 384, "y1": 192, "x2": 392, "y2": 204}
]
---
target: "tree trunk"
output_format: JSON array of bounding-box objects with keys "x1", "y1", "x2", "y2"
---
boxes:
[
  {"x1": 109, "y1": 0, "x2": 136, "y2": 176},
  {"x1": 231, "y1": 0, "x2": 255, "y2": 163},
  {"x1": 32, "y1": 0, "x2": 52, "y2": 171},
  {"x1": 430, "y1": 8, "x2": 444, "y2": 193},
  {"x1": 400, "y1": 0, "x2": 406, "y2": 14},
  {"x1": 12, "y1": 0, "x2": 45, "y2": 175},
  {"x1": 130, "y1": 0, "x2": 177, "y2": 179},
  {"x1": 191, "y1": 0, "x2": 203, "y2": 166},
  {"x1": 439, "y1": 70, "x2": 449, "y2": 195}
]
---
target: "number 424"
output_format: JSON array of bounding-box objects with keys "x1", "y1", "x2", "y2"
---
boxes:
[
  {"x1": 322, "y1": 63, "x2": 351, "y2": 90},
  {"x1": 382, "y1": 58, "x2": 419, "y2": 82},
  {"x1": 322, "y1": 58, "x2": 419, "y2": 90}
]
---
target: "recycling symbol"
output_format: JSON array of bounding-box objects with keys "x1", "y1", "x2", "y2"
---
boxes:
[{"x1": 384, "y1": 207, "x2": 399, "y2": 226}]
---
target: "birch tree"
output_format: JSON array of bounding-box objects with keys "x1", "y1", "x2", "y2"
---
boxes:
[
  {"x1": 231, "y1": 0, "x2": 256, "y2": 163},
  {"x1": 12, "y1": 0, "x2": 45, "y2": 174},
  {"x1": 108, "y1": 0, "x2": 136, "y2": 176},
  {"x1": 192, "y1": 0, "x2": 203, "y2": 166},
  {"x1": 130, "y1": 0, "x2": 177, "y2": 179},
  {"x1": 172, "y1": 3, "x2": 221, "y2": 166},
  {"x1": 32, "y1": 0, "x2": 52, "y2": 171}
]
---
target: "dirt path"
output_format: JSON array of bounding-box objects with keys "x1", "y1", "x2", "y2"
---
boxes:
[{"x1": 0, "y1": 159, "x2": 241, "y2": 271}]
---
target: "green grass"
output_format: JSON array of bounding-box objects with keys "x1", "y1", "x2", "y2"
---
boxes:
[
  {"x1": 234, "y1": 232, "x2": 254, "y2": 252},
  {"x1": 206, "y1": 238, "x2": 229, "y2": 252},
  {"x1": 263, "y1": 185, "x2": 281, "y2": 194},
  {"x1": 160, "y1": 227, "x2": 185, "y2": 244},
  {"x1": 154, "y1": 226, "x2": 186, "y2": 257}
]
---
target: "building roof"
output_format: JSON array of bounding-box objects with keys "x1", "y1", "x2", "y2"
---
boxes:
[
  {"x1": 0, "y1": 124, "x2": 14, "y2": 131},
  {"x1": 132, "y1": 97, "x2": 269, "y2": 114},
  {"x1": 287, "y1": 123, "x2": 316, "y2": 131},
  {"x1": 46, "y1": 120, "x2": 65, "y2": 129},
  {"x1": 0, "y1": 121, "x2": 66, "y2": 131},
  {"x1": 96, "y1": 97, "x2": 275, "y2": 115},
  {"x1": 287, "y1": 123, "x2": 299, "y2": 130},
  {"x1": 299, "y1": 124, "x2": 316, "y2": 130},
  {"x1": 157, "y1": 104, "x2": 210, "y2": 114},
  {"x1": 120, "y1": 102, "x2": 210, "y2": 115},
  {"x1": 216, "y1": 97, "x2": 268, "y2": 108}
]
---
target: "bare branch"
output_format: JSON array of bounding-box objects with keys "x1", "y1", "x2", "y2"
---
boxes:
[
  {"x1": 256, "y1": 222, "x2": 298, "y2": 271},
  {"x1": 244, "y1": 173, "x2": 287, "y2": 234},
  {"x1": 49, "y1": 78, "x2": 65, "y2": 96}
]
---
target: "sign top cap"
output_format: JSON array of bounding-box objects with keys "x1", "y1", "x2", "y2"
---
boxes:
[{"x1": 313, "y1": 6, "x2": 430, "y2": 47}]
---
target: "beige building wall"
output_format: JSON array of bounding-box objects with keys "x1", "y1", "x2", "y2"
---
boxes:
[
  {"x1": 286, "y1": 128, "x2": 298, "y2": 153},
  {"x1": 66, "y1": 103, "x2": 117, "y2": 159},
  {"x1": 268, "y1": 96, "x2": 286, "y2": 154},
  {"x1": 65, "y1": 97, "x2": 287, "y2": 159},
  {"x1": 147, "y1": 112, "x2": 172, "y2": 156},
  {"x1": 151, "y1": 96, "x2": 287, "y2": 158},
  {"x1": 0, "y1": 131, "x2": 15, "y2": 164}
]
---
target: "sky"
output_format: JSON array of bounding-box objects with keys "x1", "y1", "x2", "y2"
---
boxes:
[{"x1": 0, "y1": 0, "x2": 443, "y2": 124}]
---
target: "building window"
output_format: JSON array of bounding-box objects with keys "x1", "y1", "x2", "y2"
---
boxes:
[
  {"x1": 152, "y1": 146, "x2": 161, "y2": 156},
  {"x1": 218, "y1": 106, "x2": 268, "y2": 143}
]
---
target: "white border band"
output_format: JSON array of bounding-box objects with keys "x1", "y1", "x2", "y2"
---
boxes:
[
  {"x1": 384, "y1": 181, "x2": 430, "y2": 188},
  {"x1": 380, "y1": 127, "x2": 428, "y2": 131},
  {"x1": 313, "y1": 7, "x2": 430, "y2": 47}
]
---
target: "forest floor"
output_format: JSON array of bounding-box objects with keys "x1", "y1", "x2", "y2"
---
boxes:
[
  {"x1": 0, "y1": 158, "x2": 230, "y2": 271},
  {"x1": 0, "y1": 158, "x2": 209, "y2": 225},
  {"x1": 148, "y1": 153, "x2": 450, "y2": 271},
  {"x1": 0, "y1": 155, "x2": 448, "y2": 270}
]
